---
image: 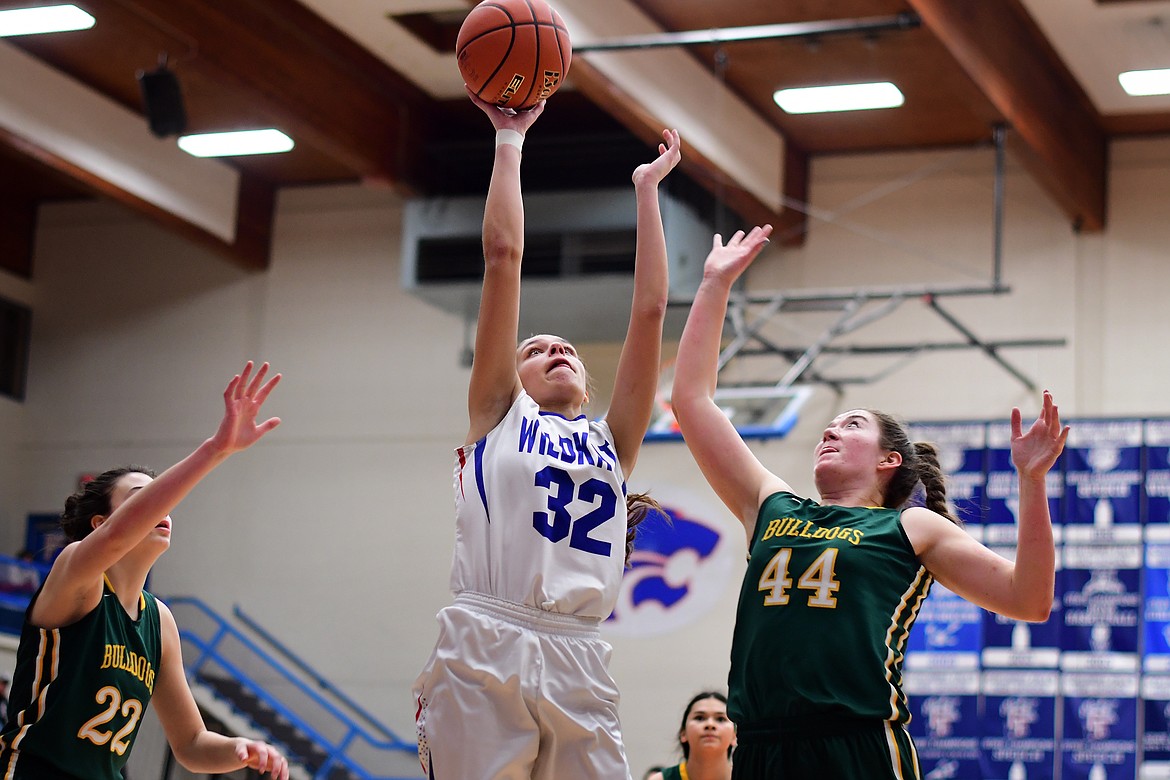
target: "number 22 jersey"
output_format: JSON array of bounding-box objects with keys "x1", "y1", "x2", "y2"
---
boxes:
[
  {"x1": 0, "y1": 577, "x2": 162, "y2": 780},
  {"x1": 450, "y1": 390, "x2": 629, "y2": 619}
]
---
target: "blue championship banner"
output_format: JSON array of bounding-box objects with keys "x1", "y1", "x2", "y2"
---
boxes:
[
  {"x1": 1064, "y1": 420, "x2": 1143, "y2": 545},
  {"x1": 986, "y1": 421, "x2": 1064, "y2": 546},
  {"x1": 1145, "y1": 543, "x2": 1170, "y2": 674},
  {"x1": 1061, "y1": 543, "x2": 1141, "y2": 673},
  {"x1": 980, "y1": 669, "x2": 1060, "y2": 779},
  {"x1": 983, "y1": 545, "x2": 1063, "y2": 670},
  {"x1": 906, "y1": 581, "x2": 982, "y2": 672},
  {"x1": 1142, "y1": 675, "x2": 1170, "y2": 779},
  {"x1": 1148, "y1": 420, "x2": 1170, "y2": 540},
  {"x1": 904, "y1": 669, "x2": 982, "y2": 779},
  {"x1": 909, "y1": 421, "x2": 988, "y2": 540},
  {"x1": 1061, "y1": 672, "x2": 1139, "y2": 780}
]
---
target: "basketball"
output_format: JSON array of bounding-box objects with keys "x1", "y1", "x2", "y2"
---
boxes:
[{"x1": 457, "y1": 0, "x2": 572, "y2": 111}]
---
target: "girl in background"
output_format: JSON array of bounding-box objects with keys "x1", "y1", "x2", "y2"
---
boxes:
[
  {"x1": 647, "y1": 691, "x2": 735, "y2": 780},
  {"x1": 0, "y1": 362, "x2": 288, "y2": 780}
]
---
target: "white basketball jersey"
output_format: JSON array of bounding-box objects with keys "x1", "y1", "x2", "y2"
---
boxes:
[{"x1": 450, "y1": 391, "x2": 629, "y2": 618}]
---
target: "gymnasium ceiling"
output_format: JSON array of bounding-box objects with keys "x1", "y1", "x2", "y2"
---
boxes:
[{"x1": 1, "y1": 0, "x2": 1169, "y2": 275}]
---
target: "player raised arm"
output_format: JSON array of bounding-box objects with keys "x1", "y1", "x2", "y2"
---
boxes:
[
  {"x1": 464, "y1": 89, "x2": 546, "y2": 445},
  {"x1": 605, "y1": 128, "x2": 681, "y2": 477},
  {"x1": 671, "y1": 227, "x2": 784, "y2": 532}
]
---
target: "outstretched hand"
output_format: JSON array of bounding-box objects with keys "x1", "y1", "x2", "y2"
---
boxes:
[
  {"x1": 632, "y1": 128, "x2": 682, "y2": 188},
  {"x1": 465, "y1": 85, "x2": 545, "y2": 135},
  {"x1": 208, "y1": 362, "x2": 282, "y2": 456},
  {"x1": 1010, "y1": 390, "x2": 1070, "y2": 480},
  {"x1": 703, "y1": 225, "x2": 774, "y2": 286},
  {"x1": 235, "y1": 738, "x2": 289, "y2": 780}
]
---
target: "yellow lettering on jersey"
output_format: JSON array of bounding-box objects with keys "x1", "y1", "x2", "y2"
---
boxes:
[
  {"x1": 761, "y1": 517, "x2": 786, "y2": 541},
  {"x1": 100, "y1": 644, "x2": 157, "y2": 694}
]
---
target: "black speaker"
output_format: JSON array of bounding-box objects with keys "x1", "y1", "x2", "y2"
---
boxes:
[{"x1": 137, "y1": 65, "x2": 187, "y2": 138}]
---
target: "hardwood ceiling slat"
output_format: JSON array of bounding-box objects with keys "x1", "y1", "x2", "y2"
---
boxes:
[{"x1": 906, "y1": 0, "x2": 1108, "y2": 230}]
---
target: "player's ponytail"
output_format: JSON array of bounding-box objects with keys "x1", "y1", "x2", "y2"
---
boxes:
[
  {"x1": 625, "y1": 492, "x2": 663, "y2": 566},
  {"x1": 868, "y1": 410, "x2": 961, "y2": 526}
]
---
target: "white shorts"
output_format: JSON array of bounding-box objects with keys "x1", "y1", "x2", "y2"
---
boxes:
[{"x1": 413, "y1": 592, "x2": 631, "y2": 780}]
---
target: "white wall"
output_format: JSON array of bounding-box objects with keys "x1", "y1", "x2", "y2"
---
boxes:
[{"x1": 2, "y1": 136, "x2": 1169, "y2": 776}]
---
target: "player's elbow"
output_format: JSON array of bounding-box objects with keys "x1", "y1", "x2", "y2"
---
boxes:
[
  {"x1": 1015, "y1": 596, "x2": 1053, "y2": 623},
  {"x1": 670, "y1": 393, "x2": 708, "y2": 433},
  {"x1": 630, "y1": 294, "x2": 668, "y2": 324},
  {"x1": 481, "y1": 235, "x2": 522, "y2": 272}
]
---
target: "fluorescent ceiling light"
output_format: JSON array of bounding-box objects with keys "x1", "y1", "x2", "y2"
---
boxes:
[
  {"x1": 0, "y1": 5, "x2": 94, "y2": 36},
  {"x1": 1119, "y1": 68, "x2": 1170, "y2": 97},
  {"x1": 774, "y1": 82, "x2": 904, "y2": 114},
  {"x1": 178, "y1": 129, "x2": 295, "y2": 158}
]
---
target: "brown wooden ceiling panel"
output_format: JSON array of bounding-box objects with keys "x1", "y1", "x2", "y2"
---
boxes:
[
  {"x1": 907, "y1": 0, "x2": 1107, "y2": 230},
  {"x1": 621, "y1": 0, "x2": 1002, "y2": 154},
  {"x1": 0, "y1": 140, "x2": 91, "y2": 201},
  {"x1": 688, "y1": 30, "x2": 1001, "y2": 153},
  {"x1": 0, "y1": 0, "x2": 433, "y2": 191},
  {"x1": 1100, "y1": 112, "x2": 1170, "y2": 136},
  {"x1": 1, "y1": 0, "x2": 1164, "y2": 258}
]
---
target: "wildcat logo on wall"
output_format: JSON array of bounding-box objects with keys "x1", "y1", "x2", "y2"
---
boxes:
[{"x1": 605, "y1": 486, "x2": 739, "y2": 637}]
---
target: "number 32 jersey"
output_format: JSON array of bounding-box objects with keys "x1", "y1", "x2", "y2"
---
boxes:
[
  {"x1": 0, "y1": 579, "x2": 161, "y2": 780},
  {"x1": 451, "y1": 391, "x2": 629, "y2": 619}
]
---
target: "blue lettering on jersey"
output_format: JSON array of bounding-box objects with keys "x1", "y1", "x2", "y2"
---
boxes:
[
  {"x1": 519, "y1": 417, "x2": 539, "y2": 452},
  {"x1": 517, "y1": 416, "x2": 617, "y2": 473},
  {"x1": 572, "y1": 432, "x2": 595, "y2": 466},
  {"x1": 596, "y1": 441, "x2": 617, "y2": 472}
]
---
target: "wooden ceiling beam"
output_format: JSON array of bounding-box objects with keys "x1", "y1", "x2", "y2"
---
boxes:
[
  {"x1": 907, "y1": 0, "x2": 1107, "y2": 231},
  {"x1": 101, "y1": 0, "x2": 434, "y2": 192},
  {"x1": 0, "y1": 186, "x2": 36, "y2": 279},
  {"x1": 0, "y1": 128, "x2": 272, "y2": 271}
]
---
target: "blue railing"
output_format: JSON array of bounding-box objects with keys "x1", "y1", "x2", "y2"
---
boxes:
[
  {"x1": 169, "y1": 597, "x2": 420, "y2": 780},
  {"x1": 232, "y1": 605, "x2": 401, "y2": 744},
  {"x1": 0, "y1": 554, "x2": 51, "y2": 633}
]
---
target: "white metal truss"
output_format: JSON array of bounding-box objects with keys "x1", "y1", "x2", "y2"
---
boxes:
[{"x1": 649, "y1": 128, "x2": 1066, "y2": 438}]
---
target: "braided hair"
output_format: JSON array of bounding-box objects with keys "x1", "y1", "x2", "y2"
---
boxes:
[{"x1": 867, "y1": 410, "x2": 961, "y2": 525}]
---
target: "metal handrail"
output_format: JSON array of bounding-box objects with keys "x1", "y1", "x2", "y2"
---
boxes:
[
  {"x1": 232, "y1": 604, "x2": 402, "y2": 744},
  {"x1": 168, "y1": 596, "x2": 417, "y2": 779}
]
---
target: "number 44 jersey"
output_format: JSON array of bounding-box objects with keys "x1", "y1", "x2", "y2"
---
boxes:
[
  {"x1": 0, "y1": 578, "x2": 162, "y2": 780},
  {"x1": 451, "y1": 391, "x2": 629, "y2": 619}
]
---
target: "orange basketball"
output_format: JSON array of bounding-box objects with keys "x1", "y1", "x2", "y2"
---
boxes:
[{"x1": 457, "y1": 0, "x2": 572, "y2": 111}]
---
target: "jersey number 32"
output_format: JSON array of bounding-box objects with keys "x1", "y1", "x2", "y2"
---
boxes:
[{"x1": 532, "y1": 465, "x2": 618, "y2": 557}]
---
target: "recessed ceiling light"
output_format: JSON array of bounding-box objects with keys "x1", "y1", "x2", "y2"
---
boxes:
[
  {"x1": 773, "y1": 82, "x2": 905, "y2": 114},
  {"x1": 177, "y1": 129, "x2": 295, "y2": 158},
  {"x1": 0, "y1": 4, "x2": 94, "y2": 36},
  {"x1": 1119, "y1": 68, "x2": 1170, "y2": 97}
]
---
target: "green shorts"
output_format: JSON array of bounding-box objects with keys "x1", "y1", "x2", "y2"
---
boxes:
[{"x1": 731, "y1": 717, "x2": 920, "y2": 780}]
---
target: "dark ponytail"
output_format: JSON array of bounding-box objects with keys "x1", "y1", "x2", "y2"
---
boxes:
[
  {"x1": 867, "y1": 410, "x2": 961, "y2": 526},
  {"x1": 625, "y1": 492, "x2": 664, "y2": 566}
]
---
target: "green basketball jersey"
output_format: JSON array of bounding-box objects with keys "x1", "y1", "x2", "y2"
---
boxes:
[
  {"x1": 0, "y1": 578, "x2": 162, "y2": 779},
  {"x1": 660, "y1": 762, "x2": 685, "y2": 780},
  {"x1": 727, "y1": 491, "x2": 932, "y2": 727}
]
